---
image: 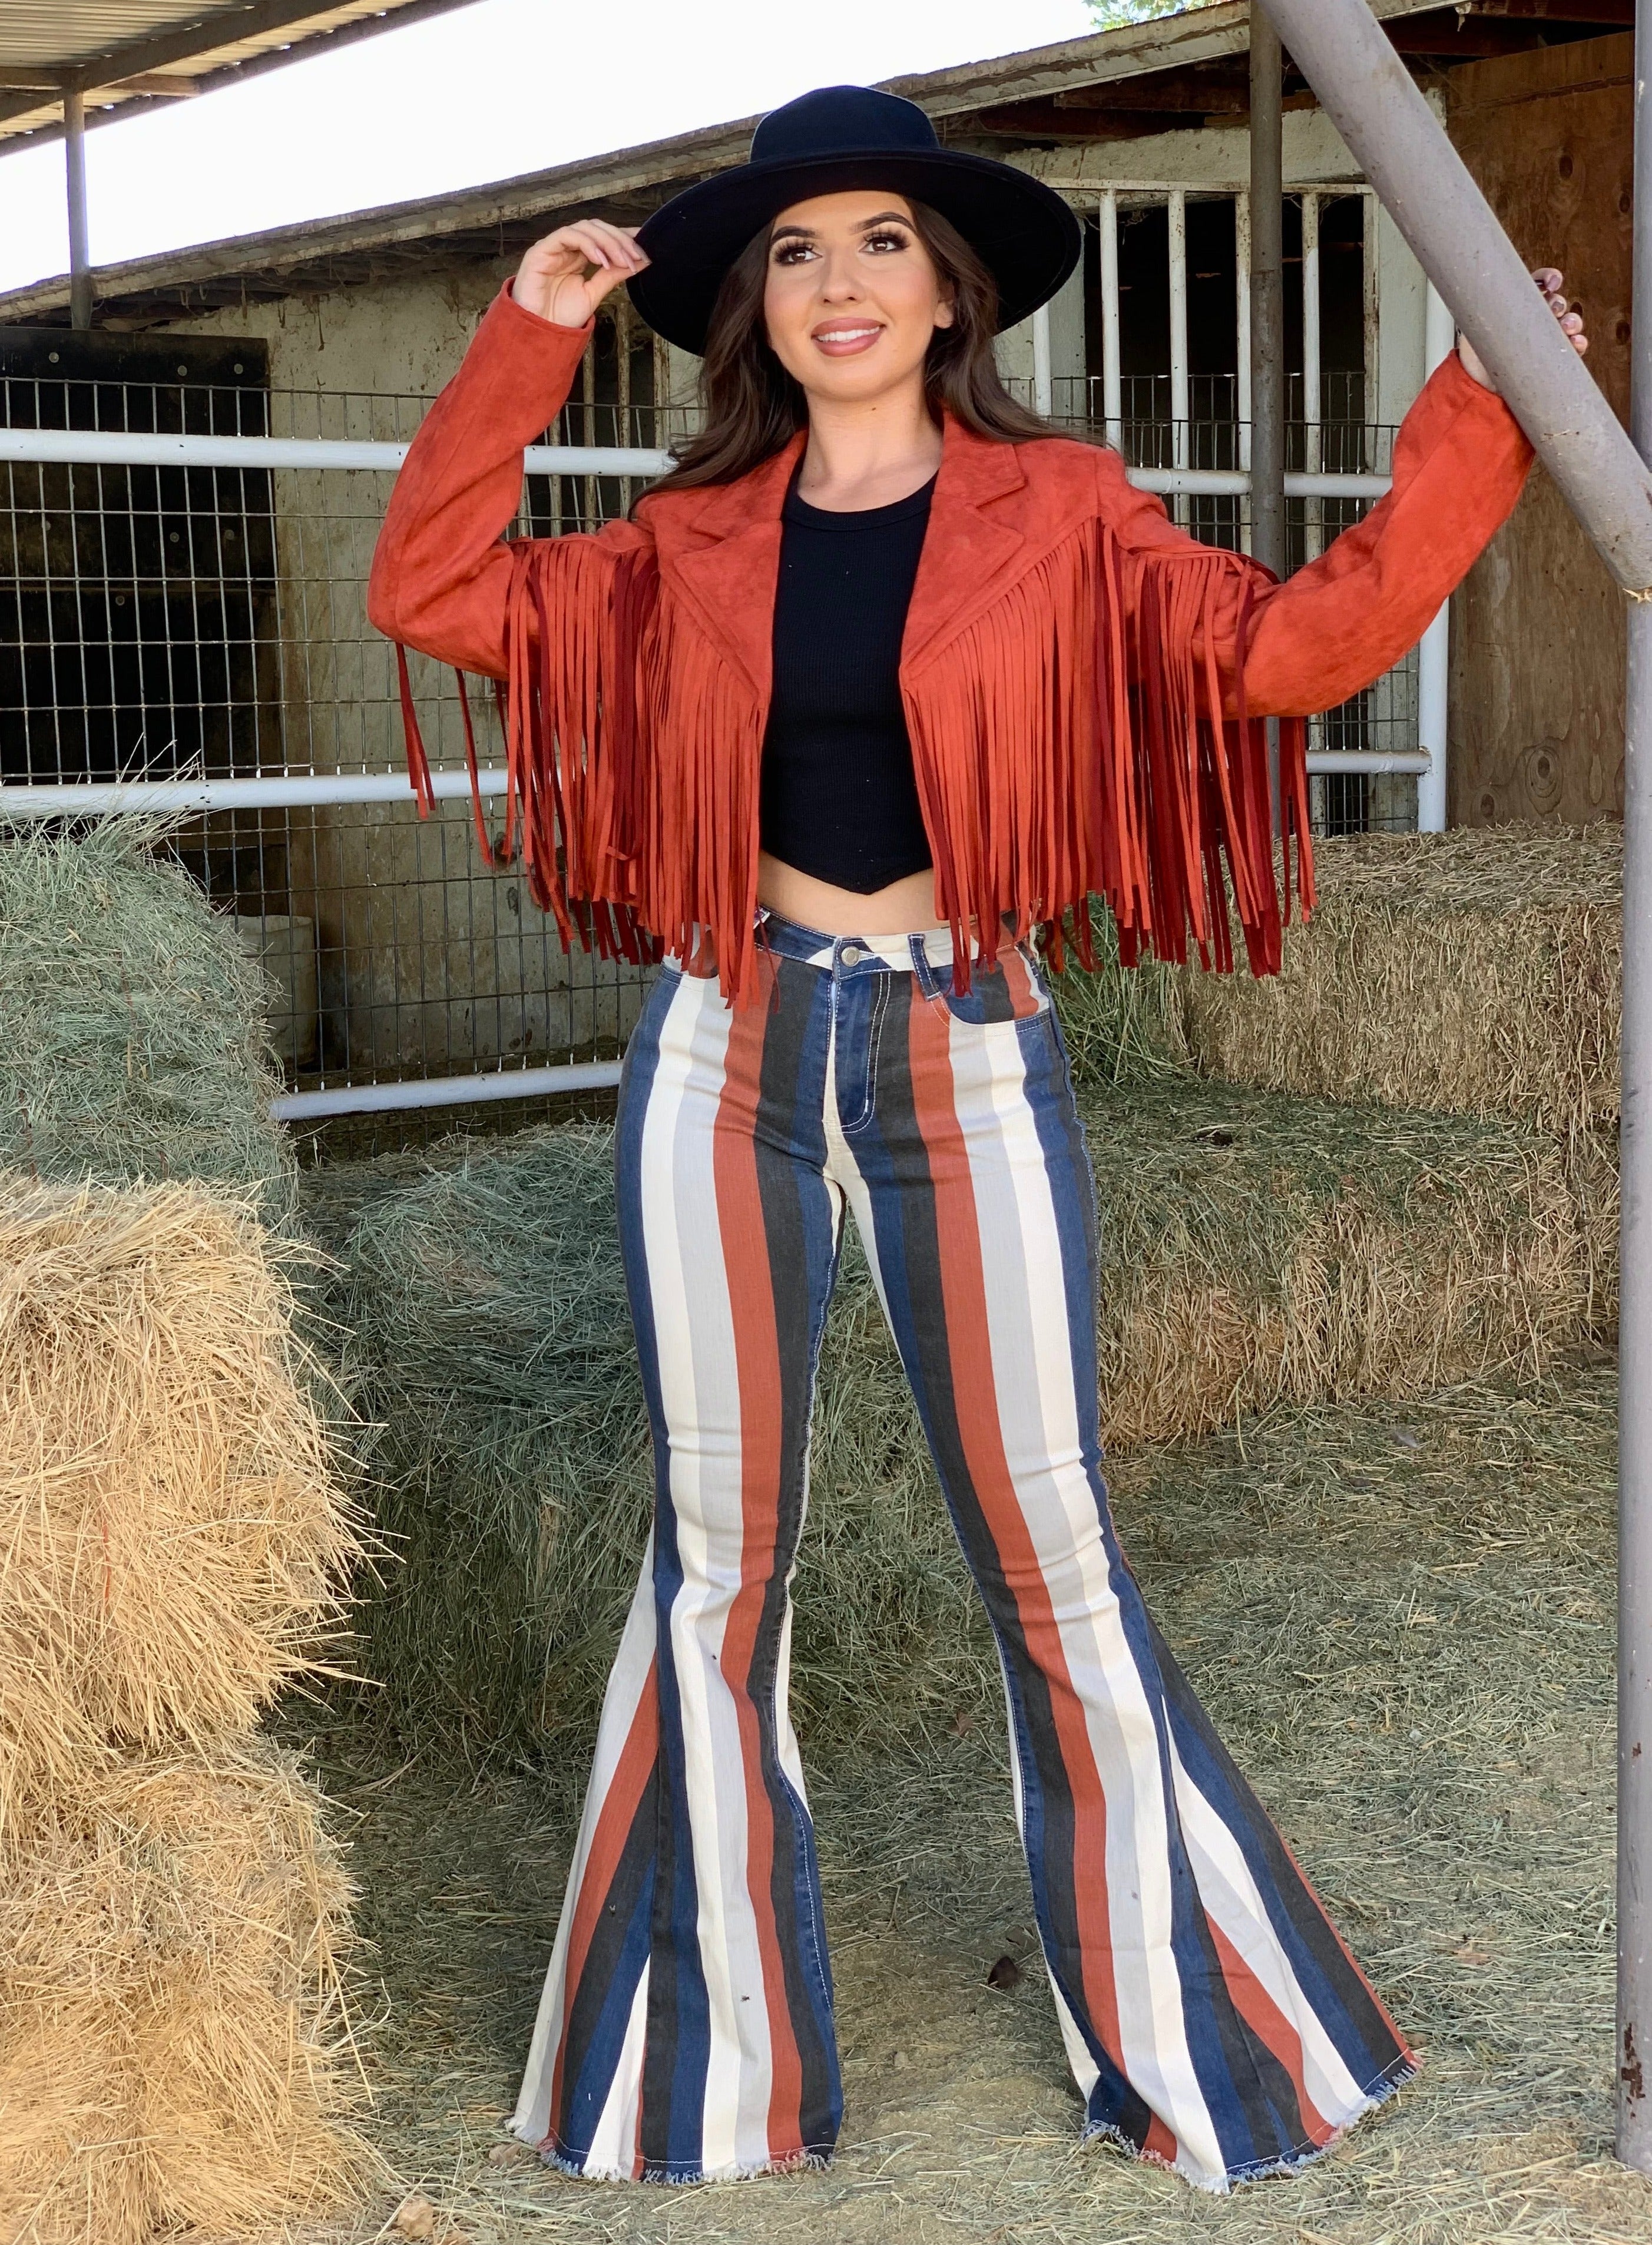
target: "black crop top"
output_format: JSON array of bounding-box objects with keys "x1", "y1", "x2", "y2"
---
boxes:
[{"x1": 758, "y1": 470, "x2": 936, "y2": 894}]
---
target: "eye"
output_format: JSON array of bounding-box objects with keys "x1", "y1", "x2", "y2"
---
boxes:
[
  {"x1": 772, "y1": 240, "x2": 816, "y2": 266},
  {"x1": 863, "y1": 228, "x2": 911, "y2": 254}
]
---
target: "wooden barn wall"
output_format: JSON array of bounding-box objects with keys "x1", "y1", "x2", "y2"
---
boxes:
[{"x1": 1446, "y1": 32, "x2": 1633, "y2": 828}]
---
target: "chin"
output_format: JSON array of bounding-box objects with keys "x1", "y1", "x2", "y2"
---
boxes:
[{"x1": 803, "y1": 357, "x2": 922, "y2": 403}]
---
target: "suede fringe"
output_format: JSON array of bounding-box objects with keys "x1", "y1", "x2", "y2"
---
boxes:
[{"x1": 395, "y1": 518, "x2": 1312, "y2": 1003}]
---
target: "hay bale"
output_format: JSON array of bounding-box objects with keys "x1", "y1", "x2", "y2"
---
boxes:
[
  {"x1": 334, "y1": 1080, "x2": 1588, "y2": 1761},
  {"x1": 1085, "y1": 1079, "x2": 1587, "y2": 1447},
  {"x1": 338, "y1": 1128, "x2": 653, "y2": 1751},
  {"x1": 1043, "y1": 907, "x2": 1186, "y2": 1091},
  {"x1": 0, "y1": 1738, "x2": 371, "y2": 2245},
  {"x1": 0, "y1": 1175, "x2": 362, "y2": 1817},
  {"x1": 1177, "y1": 825, "x2": 1621, "y2": 1138},
  {"x1": 0, "y1": 823, "x2": 292, "y2": 1216},
  {"x1": 1051, "y1": 829, "x2": 1622, "y2": 1331},
  {"x1": 1051, "y1": 825, "x2": 1621, "y2": 1141}
]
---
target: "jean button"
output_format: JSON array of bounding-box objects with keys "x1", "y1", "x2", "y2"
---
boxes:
[{"x1": 839, "y1": 943, "x2": 864, "y2": 967}]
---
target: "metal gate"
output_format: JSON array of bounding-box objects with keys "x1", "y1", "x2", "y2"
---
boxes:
[{"x1": 0, "y1": 286, "x2": 1433, "y2": 1129}]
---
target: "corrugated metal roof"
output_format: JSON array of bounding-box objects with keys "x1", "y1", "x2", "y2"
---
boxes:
[{"x1": 0, "y1": 1, "x2": 477, "y2": 147}]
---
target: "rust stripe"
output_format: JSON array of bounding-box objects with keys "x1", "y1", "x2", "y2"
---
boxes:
[{"x1": 903, "y1": 986, "x2": 1125, "y2": 2072}]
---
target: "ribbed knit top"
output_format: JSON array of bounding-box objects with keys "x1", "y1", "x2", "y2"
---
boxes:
[{"x1": 757, "y1": 470, "x2": 937, "y2": 894}]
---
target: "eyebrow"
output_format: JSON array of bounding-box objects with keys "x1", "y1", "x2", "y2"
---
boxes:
[{"x1": 769, "y1": 210, "x2": 913, "y2": 244}]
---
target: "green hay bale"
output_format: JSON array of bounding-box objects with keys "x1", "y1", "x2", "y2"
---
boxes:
[
  {"x1": 331, "y1": 1075, "x2": 1590, "y2": 1765},
  {"x1": 1044, "y1": 907, "x2": 1184, "y2": 1090},
  {"x1": 0, "y1": 824, "x2": 292, "y2": 1218}
]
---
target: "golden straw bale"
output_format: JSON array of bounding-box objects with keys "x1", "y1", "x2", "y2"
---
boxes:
[
  {"x1": 1173, "y1": 824, "x2": 1621, "y2": 1143},
  {"x1": 0, "y1": 1176, "x2": 362, "y2": 1817},
  {"x1": 0, "y1": 1740, "x2": 371, "y2": 2245},
  {"x1": 1085, "y1": 1082, "x2": 1590, "y2": 1449}
]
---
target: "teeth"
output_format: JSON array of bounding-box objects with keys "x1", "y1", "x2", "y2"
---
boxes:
[{"x1": 819, "y1": 326, "x2": 879, "y2": 341}]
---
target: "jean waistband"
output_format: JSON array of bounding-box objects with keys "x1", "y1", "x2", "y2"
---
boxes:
[{"x1": 753, "y1": 909, "x2": 964, "y2": 979}]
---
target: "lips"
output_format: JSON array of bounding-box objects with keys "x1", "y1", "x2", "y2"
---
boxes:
[{"x1": 812, "y1": 322, "x2": 884, "y2": 357}]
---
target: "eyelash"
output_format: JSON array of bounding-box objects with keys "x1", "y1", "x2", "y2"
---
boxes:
[{"x1": 773, "y1": 228, "x2": 911, "y2": 266}]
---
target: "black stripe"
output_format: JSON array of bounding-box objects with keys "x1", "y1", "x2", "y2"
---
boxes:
[
  {"x1": 1146, "y1": 1606, "x2": 1407, "y2": 2080},
  {"x1": 554, "y1": 1763, "x2": 659, "y2": 2153},
  {"x1": 865, "y1": 989, "x2": 1151, "y2": 2147},
  {"x1": 747, "y1": 958, "x2": 841, "y2": 2147}
]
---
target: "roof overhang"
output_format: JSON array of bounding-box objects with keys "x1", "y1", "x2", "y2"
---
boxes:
[
  {"x1": 0, "y1": 0, "x2": 1632, "y2": 326},
  {"x1": 0, "y1": 0, "x2": 486, "y2": 151}
]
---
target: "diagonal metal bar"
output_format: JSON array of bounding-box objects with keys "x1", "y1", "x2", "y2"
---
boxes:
[
  {"x1": 1254, "y1": 0, "x2": 1652, "y2": 2177},
  {"x1": 1254, "y1": 0, "x2": 1652, "y2": 594}
]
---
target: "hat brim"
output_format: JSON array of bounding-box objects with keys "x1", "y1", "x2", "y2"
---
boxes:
[{"x1": 627, "y1": 149, "x2": 1081, "y2": 356}]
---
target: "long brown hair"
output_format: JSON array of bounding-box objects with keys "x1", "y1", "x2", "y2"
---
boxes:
[{"x1": 640, "y1": 197, "x2": 1060, "y2": 501}]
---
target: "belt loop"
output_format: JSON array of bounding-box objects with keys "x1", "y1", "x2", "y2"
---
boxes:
[{"x1": 908, "y1": 931, "x2": 942, "y2": 1003}]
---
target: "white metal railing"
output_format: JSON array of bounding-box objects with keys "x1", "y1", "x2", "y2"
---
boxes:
[
  {"x1": 0, "y1": 422, "x2": 1391, "y2": 500},
  {"x1": 0, "y1": 421, "x2": 1429, "y2": 1119},
  {"x1": 1033, "y1": 177, "x2": 1448, "y2": 835},
  {"x1": 0, "y1": 429, "x2": 676, "y2": 478}
]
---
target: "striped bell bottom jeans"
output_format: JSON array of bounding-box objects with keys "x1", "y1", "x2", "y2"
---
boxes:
[{"x1": 511, "y1": 912, "x2": 1415, "y2": 2191}]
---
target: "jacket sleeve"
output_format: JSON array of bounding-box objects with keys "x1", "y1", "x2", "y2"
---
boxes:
[
  {"x1": 1100, "y1": 348, "x2": 1535, "y2": 718},
  {"x1": 366, "y1": 279, "x2": 647, "y2": 681}
]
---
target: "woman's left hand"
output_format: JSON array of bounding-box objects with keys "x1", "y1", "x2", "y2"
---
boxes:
[{"x1": 1457, "y1": 267, "x2": 1589, "y2": 390}]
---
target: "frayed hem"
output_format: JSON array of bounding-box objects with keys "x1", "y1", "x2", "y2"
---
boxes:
[
  {"x1": 1082, "y1": 2051, "x2": 1420, "y2": 2195},
  {"x1": 520, "y1": 2133, "x2": 836, "y2": 2186}
]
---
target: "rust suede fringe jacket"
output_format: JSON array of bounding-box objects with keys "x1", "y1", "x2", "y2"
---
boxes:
[{"x1": 368, "y1": 280, "x2": 1534, "y2": 1003}]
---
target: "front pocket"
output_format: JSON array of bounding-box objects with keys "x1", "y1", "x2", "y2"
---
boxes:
[{"x1": 931, "y1": 945, "x2": 1051, "y2": 1027}]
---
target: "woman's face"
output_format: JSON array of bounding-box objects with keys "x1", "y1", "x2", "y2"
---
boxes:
[{"x1": 762, "y1": 190, "x2": 954, "y2": 402}]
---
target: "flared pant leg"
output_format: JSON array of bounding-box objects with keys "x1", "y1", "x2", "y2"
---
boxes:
[
  {"x1": 512, "y1": 954, "x2": 845, "y2": 2183},
  {"x1": 515, "y1": 927, "x2": 1416, "y2": 2193},
  {"x1": 827, "y1": 951, "x2": 1417, "y2": 2191}
]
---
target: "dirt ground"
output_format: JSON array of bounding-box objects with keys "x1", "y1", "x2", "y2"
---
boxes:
[{"x1": 298, "y1": 1358, "x2": 1650, "y2": 2245}]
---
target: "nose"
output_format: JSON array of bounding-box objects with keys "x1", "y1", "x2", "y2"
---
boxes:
[{"x1": 817, "y1": 244, "x2": 865, "y2": 302}]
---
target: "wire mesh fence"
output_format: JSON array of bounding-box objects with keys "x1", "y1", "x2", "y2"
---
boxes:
[
  {"x1": 1031, "y1": 372, "x2": 1419, "y2": 841},
  {"x1": 0, "y1": 338, "x2": 1418, "y2": 1136}
]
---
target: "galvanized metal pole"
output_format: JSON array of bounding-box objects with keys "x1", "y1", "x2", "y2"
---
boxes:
[
  {"x1": 1249, "y1": 12, "x2": 1287, "y2": 581},
  {"x1": 63, "y1": 77, "x2": 92, "y2": 333},
  {"x1": 1620, "y1": 0, "x2": 1652, "y2": 2178},
  {"x1": 1250, "y1": 8, "x2": 1287, "y2": 824},
  {"x1": 1415, "y1": 283, "x2": 1456, "y2": 833},
  {"x1": 1248, "y1": 0, "x2": 1652, "y2": 2175},
  {"x1": 1254, "y1": 0, "x2": 1652, "y2": 595}
]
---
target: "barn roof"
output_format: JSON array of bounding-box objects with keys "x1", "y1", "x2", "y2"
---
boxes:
[
  {"x1": 0, "y1": 1, "x2": 481, "y2": 151},
  {"x1": 0, "y1": 0, "x2": 1631, "y2": 327}
]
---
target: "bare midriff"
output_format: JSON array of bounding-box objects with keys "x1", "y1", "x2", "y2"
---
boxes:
[{"x1": 756, "y1": 851, "x2": 945, "y2": 937}]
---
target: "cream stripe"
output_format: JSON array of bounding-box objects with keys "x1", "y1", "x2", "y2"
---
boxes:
[
  {"x1": 643, "y1": 971, "x2": 774, "y2": 2174},
  {"x1": 584, "y1": 1963, "x2": 651, "y2": 2178},
  {"x1": 1166, "y1": 1733, "x2": 1365, "y2": 2122},
  {"x1": 949, "y1": 1010, "x2": 1224, "y2": 2185}
]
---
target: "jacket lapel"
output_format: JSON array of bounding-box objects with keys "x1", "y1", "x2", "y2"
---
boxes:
[
  {"x1": 661, "y1": 433, "x2": 804, "y2": 708},
  {"x1": 901, "y1": 416, "x2": 1028, "y2": 675},
  {"x1": 655, "y1": 414, "x2": 1041, "y2": 703}
]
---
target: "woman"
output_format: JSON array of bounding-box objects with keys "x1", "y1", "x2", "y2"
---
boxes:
[{"x1": 370, "y1": 85, "x2": 1584, "y2": 2193}]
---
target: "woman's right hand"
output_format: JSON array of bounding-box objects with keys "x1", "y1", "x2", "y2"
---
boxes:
[{"x1": 512, "y1": 221, "x2": 648, "y2": 329}]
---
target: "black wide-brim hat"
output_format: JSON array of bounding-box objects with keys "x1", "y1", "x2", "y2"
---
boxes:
[{"x1": 628, "y1": 84, "x2": 1082, "y2": 356}]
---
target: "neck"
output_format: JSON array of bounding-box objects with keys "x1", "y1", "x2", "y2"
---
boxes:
[{"x1": 795, "y1": 375, "x2": 943, "y2": 512}]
